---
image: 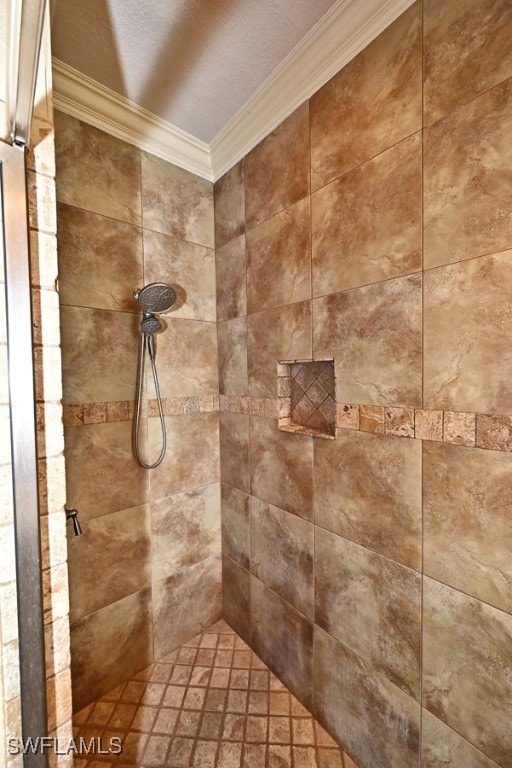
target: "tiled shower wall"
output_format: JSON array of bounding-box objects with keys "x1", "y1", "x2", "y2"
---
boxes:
[
  {"x1": 54, "y1": 113, "x2": 221, "y2": 711},
  {"x1": 216, "y1": 2, "x2": 512, "y2": 767}
]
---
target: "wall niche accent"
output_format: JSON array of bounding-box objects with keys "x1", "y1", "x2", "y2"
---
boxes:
[{"x1": 277, "y1": 359, "x2": 336, "y2": 439}]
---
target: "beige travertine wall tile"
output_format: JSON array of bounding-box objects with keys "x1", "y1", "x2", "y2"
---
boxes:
[
  {"x1": 414, "y1": 410, "x2": 443, "y2": 441},
  {"x1": 250, "y1": 499, "x2": 314, "y2": 618},
  {"x1": 218, "y1": 317, "x2": 248, "y2": 396},
  {"x1": 251, "y1": 577, "x2": 314, "y2": 712},
  {"x1": 219, "y1": 412, "x2": 250, "y2": 493},
  {"x1": 313, "y1": 274, "x2": 422, "y2": 407},
  {"x1": 246, "y1": 198, "x2": 311, "y2": 314},
  {"x1": 70, "y1": 588, "x2": 152, "y2": 711},
  {"x1": 60, "y1": 305, "x2": 139, "y2": 403},
  {"x1": 221, "y1": 484, "x2": 250, "y2": 570},
  {"x1": 423, "y1": 578, "x2": 512, "y2": 767},
  {"x1": 312, "y1": 134, "x2": 422, "y2": 297},
  {"x1": 423, "y1": 0, "x2": 512, "y2": 125},
  {"x1": 250, "y1": 416, "x2": 313, "y2": 522},
  {"x1": 424, "y1": 80, "x2": 512, "y2": 269},
  {"x1": 424, "y1": 442, "x2": 512, "y2": 614},
  {"x1": 67, "y1": 503, "x2": 151, "y2": 622},
  {"x1": 424, "y1": 250, "x2": 512, "y2": 413},
  {"x1": 214, "y1": 161, "x2": 245, "y2": 249},
  {"x1": 216, "y1": 235, "x2": 247, "y2": 321},
  {"x1": 245, "y1": 104, "x2": 310, "y2": 230},
  {"x1": 54, "y1": 112, "x2": 141, "y2": 225},
  {"x1": 222, "y1": 555, "x2": 251, "y2": 643},
  {"x1": 141, "y1": 152, "x2": 214, "y2": 248},
  {"x1": 148, "y1": 413, "x2": 220, "y2": 501},
  {"x1": 152, "y1": 556, "x2": 222, "y2": 659},
  {"x1": 310, "y1": 2, "x2": 421, "y2": 190},
  {"x1": 421, "y1": 709, "x2": 501, "y2": 768},
  {"x1": 314, "y1": 627, "x2": 420, "y2": 768},
  {"x1": 315, "y1": 529, "x2": 421, "y2": 698},
  {"x1": 64, "y1": 421, "x2": 148, "y2": 520},
  {"x1": 151, "y1": 483, "x2": 221, "y2": 582},
  {"x1": 143, "y1": 229, "x2": 216, "y2": 322},
  {"x1": 56, "y1": 203, "x2": 143, "y2": 312},
  {"x1": 247, "y1": 301, "x2": 311, "y2": 398},
  {"x1": 314, "y1": 430, "x2": 421, "y2": 570}
]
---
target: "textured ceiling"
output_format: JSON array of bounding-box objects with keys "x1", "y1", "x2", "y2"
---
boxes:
[{"x1": 51, "y1": 0, "x2": 339, "y2": 143}]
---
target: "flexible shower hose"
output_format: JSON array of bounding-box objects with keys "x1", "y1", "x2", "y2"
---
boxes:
[{"x1": 133, "y1": 331, "x2": 167, "y2": 469}]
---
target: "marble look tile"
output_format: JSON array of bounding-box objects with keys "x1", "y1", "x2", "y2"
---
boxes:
[
  {"x1": 314, "y1": 430, "x2": 421, "y2": 570},
  {"x1": 60, "y1": 305, "x2": 139, "y2": 404},
  {"x1": 424, "y1": 80, "x2": 512, "y2": 269},
  {"x1": 141, "y1": 152, "x2": 214, "y2": 248},
  {"x1": 216, "y1": 235, "x2": 247, "y2": 321},
  {"x1": 313, "y1": 274, "x2": 422, "y2": 407},
  {"x1": 64, "y1": 422, "x2": 148, "y2": 520},
  {"x1": 250, "y1": 499, "x2": 314, "y2": 618},
  {"x1": 251, "y1": 577, "x2": 314, "y2": 711},
  {"x1": 67, "y1": 504, "x2": 151, "y2": 622},
  {"x1": 151, "y1": 484, "x2": 221, "y2": 582},
  {"x1": 146, "y1": 318, "x2": 218, "y2": 398},
  {"x1": 314, "y1": 627, "x2": 420, "y2": 768},
  {"x1": 247, "y1": 302, "x2": 312, "y2": 398},
  {"x1": 70, "y1": 588, "x2": 152, "y2": 711},
  {"x1": 218, "y1": 317, "x2": 248, "y2": 396},
  {"x1": 246, "y1": 198, "x2": 311, "y2": 314},
  {"x1": 424, "y1": 251, "x2": 512, "y2": 413},
  {"x1": 423, "y1": 578, "x2": 512, "y2": 767},
  {"x1": 152, "y1": 556, "x2": 222, "y2": 659},
  {"x1": 423, "y1": 0, "x2": 512, "y2": 125},
  {"x1": 54, "y1": 112, "x2": 141, "y2": 225},
  {"x1": 245, "y1": 104, "x2": 310, "y2": 230},
  {"x1": 250, "y1": 416, "x2": 313, "y2": 522},
  {"x1": 424, "y1": 442, "x2": 512, "y2": 614},
  {"x1": 219, "y1": 412, "x2": 250, "y2": 494},
  {"x1": 312, "y1": 134, "x2": 422, "y2": 297},
  {"x1": 310, "y1": 3, "x2": 421, "y2": 190},
  {"x1": 421, "y1": 709, "x2": 501, "y2": 768},
  {"x1": 214, "y1": 161, "x2": 245, "y2": 249},
  {"x1": 56, "y1": 203, "x2": 143, "y2": 312},
  {"x1": 143, "y1": 229, "x2": 216, "y2": 322},
  {"x1": 221, "y1": 484, "x2": 250, "y2": 570},
  {"x1": 148, "y1": 413, "x2": 219, "y2": 501},
  {"x1": 315, "y1": 529, "x2": 421, "y2": 698},
  {"x1": 222, "y1": 555, "x2": 251, "y2": 644}
]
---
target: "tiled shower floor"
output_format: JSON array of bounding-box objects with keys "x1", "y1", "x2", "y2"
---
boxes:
[{"x1": 72, "y1": 619, "x2": 358, "y2": 768}]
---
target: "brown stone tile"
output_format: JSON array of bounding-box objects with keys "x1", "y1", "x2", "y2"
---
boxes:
[
  {"x1": 54, "y1": 112, "x2": 141, "y2": 225},
  {"x1": 315, "y1": 529, "x2": 421, "y2": 698},
  {"x1": 314, "y1": 430, "x2": 421, "y2": 570},
  {"x1": 218, "y1": 317, "x2": 248, "y2": 396},
  {"x1": 423, "y1": 578, "x2": 512, "y2": 766},
  {"x1": 443, "y1": 411, "x2": 476, "y2": 446},
  {"x1": 216, "y1": 235, "x2": 247, "y2": 321},
  {"x1": 358, "y1": 405, "x2": 384, "y2": 434},
  {"x1": 424, "y1": 81, "x2": 512, "y2": 270},
  {"x1": 476, "y1": 413, "x2": 512, "y2": 452},
  {"x1": 247, "y1": 198, "x2": 311, "y2": 314},
  {"x1": 250, "y1": 498, "x2": 314, "y2": 617},
  {"x1": 312, "y1": 134, "x2": 421, "y2": 297},
  {"x1": 244, "y1": 743, "x2": 267, "y2": 768},
  {"x1": 421, "y1": 709, "x2": 501, "y2": 768},
  {"x1": 215, "y1": 160, "x2": 245, "y2": 249},
  {"x1": 217, "y1": 741, "x2": 243, "y2": 768},
  {"x1": 251, "y1": 577, "x2": 314, "y2": 712},
  {"x1": 414, "y1": 410, "x2": 443, "y2": 441},
  {"x1": 152, "y1": 556, "x2": 221, "y2": 659},
  {"x1": 220, "y1": 413, "x2": 250, "y2": 493},
  {"x1": 310, "y1": 3, "x2": 421, "y2": 189},
  {"x1": 168, "y1": 736, "x2": 194, "y2": 766},
  {"x1": 221, "y1": 484, "x2": 251, "y2": 570},
  {"x1": 384, "y1": 407, "x2": 415, "y2": 438},
  {"x1": 67, "y1": 503, "x2": 151, "y2": 622},
  {"x1": 313, "y1": 275, "x2": 422, "y2": 407},
  {"x1": 151, "y1": 484, "x2": 221, "y2": 581},
  {"x1": 141, "y1": 151, "x2": 214, "y2": 248},
  {"x1": 424, "y1": 252, "x2": 512, "y2": 412},
  {"x1": 131, "y1": 705, "x2": 158, "y2": 732},
  {"x1": 423, "y1": 0, "x2": 512, "y2": 125},
  {"x1": 222, "y1": 556, "x2": 251, "y2": 644},
  {"x1": 245, "y1": 104, "x2": 310, "y2": 230},
  {"x1": 314, "y1": 627, "x2": 420, "y2": 768},
  {"x1": 250, "y1": 416, "x2": 313, "y2": 521}
]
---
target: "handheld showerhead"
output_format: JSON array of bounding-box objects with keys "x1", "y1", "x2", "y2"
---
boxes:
[
  {"x1": 133, "y1": 282, "x2": 177, "y2": 313},
  {"x1": 140, "y1": 315, "x2": 162, "y2": 335}
]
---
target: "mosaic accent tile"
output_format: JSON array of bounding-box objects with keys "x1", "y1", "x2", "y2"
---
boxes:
[{"x1": 278, "y1": 360, "x2": 335, "y2": 438}]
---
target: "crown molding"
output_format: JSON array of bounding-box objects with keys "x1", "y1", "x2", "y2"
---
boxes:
[
  {"x1": 51, "y1": 0, "x2": 415, "y2": 183},
  {"x1": 52, "y1": 59, "x2": 213, "y2": 180}
]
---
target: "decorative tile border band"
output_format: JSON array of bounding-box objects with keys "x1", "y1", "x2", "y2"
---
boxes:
[{"x1": 63, "y1": 396, "x2": 219, "y2": 427}]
